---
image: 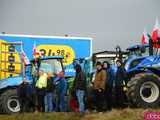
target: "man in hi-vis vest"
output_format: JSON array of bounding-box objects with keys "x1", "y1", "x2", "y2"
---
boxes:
[{"x1": 35, "y1": 69, "x2": 47, "y2": 112}]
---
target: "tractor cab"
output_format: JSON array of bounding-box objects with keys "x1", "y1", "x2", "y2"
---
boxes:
[
  {"x1": 126, "y1": 44, "x2": 149, "y2": 58},
  {"x1": 124, "y1": 37, "x2": 160, "y2": 74},
  {"x1": 124, "y1": 44, "x2": 151, "y2": 73},
  {"x1": 27, "y1": 56, "x2": 64, "y2": 84}
]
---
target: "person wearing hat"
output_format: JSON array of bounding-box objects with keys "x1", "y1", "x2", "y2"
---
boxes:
[
  {"x1": 17, "y1": 77, "x2": 33, "y2": 112},
  {"x1": 93, "y1": 61, "x2": 106, "y2": 112},
  {"x1": 115, "y1": 59, "x2": 127, "y2": 108}
]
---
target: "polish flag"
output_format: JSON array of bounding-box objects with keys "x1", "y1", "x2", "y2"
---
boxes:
[
  {"x1": 33, "y1": 41, "x2": 40, "y2": 57},
  {"x1": 33, "y1": 41, "x2": 44, "y2": 58},
  {"x1": 22, "y1": 49, "x2": 30, "y2": 65},
  {"x1": 141, "y1": 29, "x2": 149, "y2": 45},
  {"x1": 151, "y1": 19, "x2": 160, "y2": 48}
]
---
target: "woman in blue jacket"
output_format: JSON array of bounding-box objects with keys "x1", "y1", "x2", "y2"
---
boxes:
[{"x1": 103, "y1": 61, "x2": 114, "y2": 111}]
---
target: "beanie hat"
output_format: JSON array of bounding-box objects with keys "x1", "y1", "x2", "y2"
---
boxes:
[{"x1": 96, "y1": 61, "x2": 102, "y2": 66}]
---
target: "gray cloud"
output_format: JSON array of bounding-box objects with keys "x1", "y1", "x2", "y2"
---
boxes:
[{"x1": 0, "y1": 0, "x2": 160, "y2": 52}]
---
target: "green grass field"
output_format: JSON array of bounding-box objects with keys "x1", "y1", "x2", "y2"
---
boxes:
[{"x1": 0, "y1": 108, "x2": 159, "y2": 120}]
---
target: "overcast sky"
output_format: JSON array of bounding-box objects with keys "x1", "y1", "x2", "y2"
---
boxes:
[{"x1": 0, "y1": 0, "x2": 160, "y2": 52}]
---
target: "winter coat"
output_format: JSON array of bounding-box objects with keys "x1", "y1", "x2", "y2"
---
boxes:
[
  {"x1": 57, "y1": 77, "x2": 67, "y2": 95},
  {"x1": 74, "y1": 71, "x2": 86, "y2": 91},
  {"x1": 93, "y1": 69, "x2": 106, "y2": 90},
  {"x1": 105, "y1": 67, "x2": 114, "y2": 88},
  {"x1": 46, "y1": 77, "x2": 55, "y2": 93},
  {"x1": 115, "y1": 67, "x2": 127, "y2": 86}
]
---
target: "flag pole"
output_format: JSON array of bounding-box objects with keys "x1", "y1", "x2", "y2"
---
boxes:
[{"x1": 21, "y1": 41, "x2": 25, "y2": 78}]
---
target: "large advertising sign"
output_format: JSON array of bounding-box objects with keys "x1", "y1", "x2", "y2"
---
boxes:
[{"x1": 0, "y1": 34, "x2": 92, "y2": 79}]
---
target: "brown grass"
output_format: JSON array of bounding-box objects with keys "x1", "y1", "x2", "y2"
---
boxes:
[{"x1": 0, "y1": 108, "x2": 159, "y2": 120}]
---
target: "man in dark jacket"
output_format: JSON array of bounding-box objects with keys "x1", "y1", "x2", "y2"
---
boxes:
[
  {"x1": 115, "y1": 59, "x2": 127, "y2": 108},
  {"x1": 73, "y1": 64, "x2": 86, "y2": 113},
  {"x1": 103, "y1": 61, "x2": 114, "y2": 111},
  {"x1": 18, "y1": 77, "x2": 33, "y2": 113}
]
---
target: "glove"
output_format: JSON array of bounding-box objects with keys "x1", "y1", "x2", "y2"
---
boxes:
[
  {"x1": 98, "y1": 88, "x2": 103, "y2": 93},
  {"x1": 123, "y1": 86, "x2": 127, "y2": 92}
]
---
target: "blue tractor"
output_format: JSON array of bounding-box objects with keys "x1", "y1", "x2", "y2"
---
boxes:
[
  {"x1": 126, "y1": 44, "x2": 149, "y2": 58},
  {"x1": 0, "y1": 42, "x2": 64, "y2": 114},
  {"x1": 123, "y1": 37, "x2": 160, "y2": 108}
]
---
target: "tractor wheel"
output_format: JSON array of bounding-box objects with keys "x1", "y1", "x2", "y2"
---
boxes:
[
  {"x1": 0, "y1": 89, "x2": 20, "y2": 114},
  {"x1": 127, "y1": 73, "x2": 160, "y2": 108}
]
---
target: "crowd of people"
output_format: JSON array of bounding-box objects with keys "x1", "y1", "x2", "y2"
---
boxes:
[
  {"x1": 91, "y1": 59, "x2": 128, "y2": 112},
  {"x1": 18, "y1": 69, "x2": 67, "y2": 113},
  {"x1": 17, "y1": 59, "x2": 128, "y2": 113}
]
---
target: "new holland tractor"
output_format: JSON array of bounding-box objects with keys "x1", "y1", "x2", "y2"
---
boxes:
[
  {"x1": 0, "y1": 42, "x2": 64, "y2": 114},
  {"x1": 123, "y1": 37, "x2": 160, "y2": 108}
]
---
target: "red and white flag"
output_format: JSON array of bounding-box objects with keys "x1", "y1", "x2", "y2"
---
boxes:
[
  {"x1": 33, "y1": 41, "x2": 44, "y2": 58},
  {"x1": 22, "y1": 49, "x2": 30, "y2": 65},
  {"x1": 141, "y1": 29, "x2": 149, "y2": 45},
  {"x1": 151, "y1": 18, "x2": 160, "y2": 48}
]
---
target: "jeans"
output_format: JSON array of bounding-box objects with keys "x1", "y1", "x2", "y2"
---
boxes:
[
  {"x1": 76, "y1": 90, "x2": 85, "y2": 112},
  {"x1": 58, "y1": 92, "x2": 66, "y2": 112},
  {"x1": 45, "y1": 92, "x2": 53, "y2": 112}
]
